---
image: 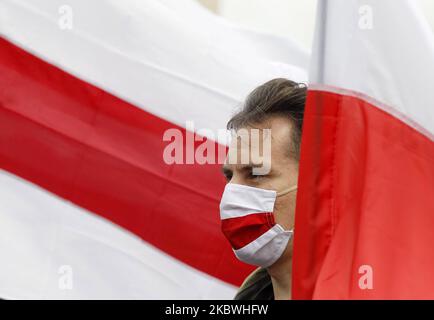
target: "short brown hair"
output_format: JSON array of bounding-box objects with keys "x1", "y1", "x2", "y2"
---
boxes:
[{"x1": 227, "y1": 78, "x2": 307, "y2": 160}]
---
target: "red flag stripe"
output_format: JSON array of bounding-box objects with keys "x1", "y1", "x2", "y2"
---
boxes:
[
  {"x1": 293, "y1": 89, "x2": 434, "y2": 299},
  {"x1": 0, "y1": 37, "x2": 254, "y2": 286}
]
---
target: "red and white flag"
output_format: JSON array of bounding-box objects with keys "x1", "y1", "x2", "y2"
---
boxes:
[
  {"x1": 0, "y1": 0, "x2": 307, "y2": 299},
  {"x1": 293, "y1": 0, "x2": 434, "y2": 299}
]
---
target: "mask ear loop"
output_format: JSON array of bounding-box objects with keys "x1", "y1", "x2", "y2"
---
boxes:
[{"x1": 276, "y1": 185, "x2": 298, "y2": 197}]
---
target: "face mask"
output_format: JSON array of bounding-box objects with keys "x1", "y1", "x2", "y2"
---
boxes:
[{"x1": 219, "y1": 183, "x2": 297, "y2": 268}]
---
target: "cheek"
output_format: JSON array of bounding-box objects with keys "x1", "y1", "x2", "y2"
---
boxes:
[{"x1": 272, "y1": 196, "x2": 296, "y2": 229}]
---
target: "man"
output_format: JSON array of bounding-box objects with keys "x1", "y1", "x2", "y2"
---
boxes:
[{"x1": 219, "y1": 78, "x2": 306, "y2": 300}]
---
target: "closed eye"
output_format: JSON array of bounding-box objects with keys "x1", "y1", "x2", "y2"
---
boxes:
[
  {"x1": 222, "y1": 167, "x2": 233, "y2": 182},
  {"x1": 247, "y1": 170, "x2": 265, "y2": 181},
  {"x1": 237, "y1": 165, "x2": 266, "y2": 182}
]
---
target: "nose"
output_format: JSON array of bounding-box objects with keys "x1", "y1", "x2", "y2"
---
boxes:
[{"x1": 228, "y1": 172, "x2": 243, "y2": 185}]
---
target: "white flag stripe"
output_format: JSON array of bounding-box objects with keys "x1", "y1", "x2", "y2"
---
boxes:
[
  {"x1": 0, "y1": 0, "x2": 308, "y2": 142},
  {"x1": 0, "y1": 170, "x2": 236, "y2": 299},
  {"x1": 158, "y1": 0, "x2": 310, "y2": 69},
  {"x1": 309, "y1": 0, "x2": 434, "y2": 137}
]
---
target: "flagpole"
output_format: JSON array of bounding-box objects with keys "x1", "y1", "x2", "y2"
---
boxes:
[{"x1": 314, "y1": 0, "x2": 328, "y2": 84}]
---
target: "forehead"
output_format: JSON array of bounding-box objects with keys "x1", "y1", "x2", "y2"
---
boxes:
[{"x1": 225, "y1": 116, "x2": 293, "y2": 166}]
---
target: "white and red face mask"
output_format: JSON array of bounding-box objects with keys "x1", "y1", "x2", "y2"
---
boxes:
[{"x1": 219, "y1": 183, "x2": 297, "y2": 268}]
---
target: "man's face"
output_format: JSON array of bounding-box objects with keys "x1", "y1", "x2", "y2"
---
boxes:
[{"x1": 222, "y1": 115, "x2": 299, "y2": 231}]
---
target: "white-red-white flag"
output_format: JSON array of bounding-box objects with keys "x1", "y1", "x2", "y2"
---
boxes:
[
  {"x1": 293, "y1": 0, "x2": 434, "y2": 299},
  {"x1": 0, "y1": 0, "x2": 307, "y2": 299}
]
